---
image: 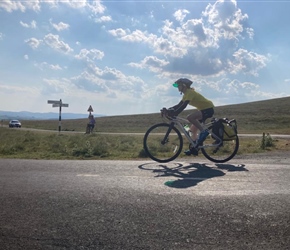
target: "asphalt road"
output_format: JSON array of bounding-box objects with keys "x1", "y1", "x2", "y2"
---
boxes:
[{"x1": 0, "y1": 156, "x2": 290, "y2": 250}]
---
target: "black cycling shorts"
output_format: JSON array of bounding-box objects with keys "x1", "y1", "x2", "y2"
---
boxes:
[{"x1": 200, "y1": 107, "x2": 214, "y2": 122}]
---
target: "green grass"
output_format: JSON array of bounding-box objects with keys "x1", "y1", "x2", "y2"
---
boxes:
[
  {"x1": 0, "y1": 127, "x2": 289, "y2": 160},
  {"x1": 1, "y1": 96, "x2": 290, "y2": 160},
  {"x1": 0, "y1": 128, "x2": 146, "y2": 160}
]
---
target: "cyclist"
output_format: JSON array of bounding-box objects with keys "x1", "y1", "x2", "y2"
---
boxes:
[{"x1": 166, "y1": 78, "x2": 215, "y2": 155}]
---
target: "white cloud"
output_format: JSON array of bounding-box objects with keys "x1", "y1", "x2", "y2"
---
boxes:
[
  {"x1": 108, "y1": 28, "x2": 127, "y2": 37},
  {"x1": 202, "y1": 0, "x2": 248, "y2": 40},
  {"x1": 64, "y1": 0, "x2": 87, "y2": 9},
  {"x1": 225, "y1": 79, "x2": 259, "y2": 94},
  {"x1": 42, "y1": 78, "x2": 71, "y2": 95},
  {"x1": 96, "y1": 66, "x2": 125, "y2": 81},
  {"x1": 94, "y1": 15, "x2": 112, "y2": 23},
  {"x1": 20, "y1": 20, "x2": 37, "y2": 29},
  {"x1": 121, "y1": 30, "x2": 152, "y2": 43},
  {"x1": 50, "y1": 64, "x2": 63, "y2": 70},
  {"x1": 173, "y1": 9, "x2": 190, "y2": 23},
  {"x1": 128, "y1": 56, "x2": 169, "y2": 73},
  {"x1": 0, "y1": 0, "x2": 41, "y2": 12},
  {"x1": 0, "y1": 0, "x2": 105, "y2": 14},
  {"x1": 246, "y1": 27, "x2": 254, "y2": 39},
  {"x1": 87, "y1": 0, "x2": 105, "y2": 14},
  {"x1": 0, "y1": 83, "x2": 39, "y2": 95},
  {"x1": 185, "y1": 77, "x2": 287, "y2": 108},
  {"x1": 43, "y1": 0, "x2": 86, "y2": 9},
  {"x1": 34, "y1": 62, "x2": 63, "y2": 71},
  {"x1": 69, "y1": 64, "x2": 146, "y2": 99},
  {"x1": 230, "y1": 49, "x2": 269, "y2": 76},
  {"x1": 25, "y1": 37, "x2": 42, "y2": 49},
  {"x1": 75, "y1": 49, "x2": 104, "y2": 62},
  {"x1": 43, "y1": 33, "x2": 73, "y2": 54},
  {"x1": 50, "y1": 20, "x2": 70, "y2": 31}
]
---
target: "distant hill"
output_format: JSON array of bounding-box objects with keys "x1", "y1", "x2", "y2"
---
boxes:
[
  {"x1": 93, "y1": 96, "x2": 290, "y2": 134},
  {"x1": 0, "y1": 111, "x2": 104, "y2": 120},
  {"x1": 1, "y1": 97, "x2": 289, "y2": 134}
]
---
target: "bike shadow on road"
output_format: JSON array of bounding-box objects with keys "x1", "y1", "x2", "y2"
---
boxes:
[{"x1": 138, "y1": 162, "x2": 248, "y2": 189}]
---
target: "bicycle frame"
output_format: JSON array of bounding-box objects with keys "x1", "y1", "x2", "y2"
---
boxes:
[{"x1": 166, "y1": 116, "x2": 223, "y2": 149}]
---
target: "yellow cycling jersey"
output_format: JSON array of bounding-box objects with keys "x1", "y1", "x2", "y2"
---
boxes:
[{"x1": 182, "y1": 88, "x2": 214, "y2": 110}]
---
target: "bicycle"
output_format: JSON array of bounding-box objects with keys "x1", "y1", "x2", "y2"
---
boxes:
[{"x1": 143, "y1": 108, "x2": 239, "y2": 163}]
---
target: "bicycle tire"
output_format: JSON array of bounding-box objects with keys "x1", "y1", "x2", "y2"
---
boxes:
[
  {"x1": 143, "y1": 123, "x2": 183, "y2": 163},
  {"x1": 201, "y1": 136, "x2": 239, "y2": 163}
]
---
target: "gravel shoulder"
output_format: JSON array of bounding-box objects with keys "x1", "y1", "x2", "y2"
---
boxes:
[{"x1": 232, "y1": 150, "x2": 290, "y2": 164}]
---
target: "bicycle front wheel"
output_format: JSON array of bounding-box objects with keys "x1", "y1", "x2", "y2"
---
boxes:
[
  {"x1": 143, "y1": 123, "x2": 183, "y2": 163},
  {"x1": 201, "y1": 136, "x2": 239, "y2": 163}
]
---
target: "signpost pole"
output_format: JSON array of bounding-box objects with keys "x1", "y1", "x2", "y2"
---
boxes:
[{"x1": 59, "y1": 99, "x2": 62, "y2": 133}]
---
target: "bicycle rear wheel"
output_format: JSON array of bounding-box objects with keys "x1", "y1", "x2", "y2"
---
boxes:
[
  {"x1": 201, "y1": 136, "x2": 239, "y2": 163},
  {"x1": 143, "y1": 123, "x2": 183, "y2": 163}
]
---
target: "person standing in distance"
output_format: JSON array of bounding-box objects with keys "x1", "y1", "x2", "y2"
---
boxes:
[{"x1": 86, "y1": 114, "x2": 96, "y2": 134}]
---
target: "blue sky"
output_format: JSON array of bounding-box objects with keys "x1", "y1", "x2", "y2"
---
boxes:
[{"x1": 1, "y1": 0, "x2": 290, "y2": 116}]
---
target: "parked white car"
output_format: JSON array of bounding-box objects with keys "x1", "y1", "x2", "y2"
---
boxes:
[{"x1": 9, "y1": 120, "x2": 21, "y2": 128}]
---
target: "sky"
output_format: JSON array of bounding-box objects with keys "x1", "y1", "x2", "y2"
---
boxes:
[{"x1": 1, "y1": 0, "x2": 290, "y2": 116}]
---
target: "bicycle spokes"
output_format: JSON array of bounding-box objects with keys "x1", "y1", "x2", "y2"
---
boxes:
[
  {"x1": 143, "y1": 123, "x2": 183, "y2": 163},
  {"x1": 201, "y1": 136, "x2": 239, "y2": 163}
]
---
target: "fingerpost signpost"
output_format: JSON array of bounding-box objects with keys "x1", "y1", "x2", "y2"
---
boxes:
[{"x1": 47, "y1": 99, "x2": 69, "y2": 133}]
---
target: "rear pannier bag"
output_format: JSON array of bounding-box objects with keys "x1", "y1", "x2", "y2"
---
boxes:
[{"x1": 212, "y1": 118, "x2": 237, "y2": 141}]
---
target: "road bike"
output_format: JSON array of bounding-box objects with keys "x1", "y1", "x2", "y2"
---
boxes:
[{"x1": 143, "y1": 108, "x2": 239, "y2": 163}]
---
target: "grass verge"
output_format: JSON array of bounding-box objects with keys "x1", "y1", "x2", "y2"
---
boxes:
[{"x1": 0, "y1": 127, "x2": 289, "y2": 160}]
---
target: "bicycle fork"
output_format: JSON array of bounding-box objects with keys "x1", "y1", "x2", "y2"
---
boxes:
[{"x1": 161, "y1": 122, "x2": 175, "y2": 145}]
